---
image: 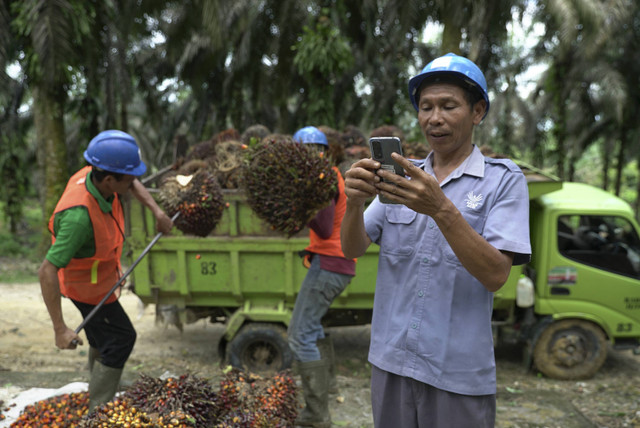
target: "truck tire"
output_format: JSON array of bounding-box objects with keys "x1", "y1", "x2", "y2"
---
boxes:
[
  {"x1": 533, "y1": 319, "x2": 607, "y2": 380},
  {"x1": 227, "y1": 322, "x2": 293, "y2": 374}
]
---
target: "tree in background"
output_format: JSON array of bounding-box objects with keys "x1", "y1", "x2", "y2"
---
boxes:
[
  {"x1": 608, "y1": 1, "x2": 640, "y2": 203},
  {"x1": 530, "y1": 0, "x2": 629, "y2": 181},
  {"x1": 10, "y1": 0, "x2": 93, "y2": 250},
  {"x1": 0, "y1": 5, "x2": 32, "y2": 235},
  {"x1": 293, "y1": 9, "x2": 353, "y2": 128},
  {"x1": 1, "y1": 0, "x2": 640, "y2": 221}
]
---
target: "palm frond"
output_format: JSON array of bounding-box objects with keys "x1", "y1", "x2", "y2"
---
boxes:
[{"x1": 24, "y1": 0, "x2": 76, "y2": 85}]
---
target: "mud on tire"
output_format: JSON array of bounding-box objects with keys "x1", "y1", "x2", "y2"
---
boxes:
[
  {"x1": 533, "y1": 319, "x2": 607, "y2": 380},
  {"x1": 226, "y1": 322, "x2": 293, "y2": 374}
]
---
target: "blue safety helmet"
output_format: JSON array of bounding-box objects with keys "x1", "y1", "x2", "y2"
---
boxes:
[
  {"x1": 83, "y1": 130, "x2": 147, "y2": 176},
  {"x1": 292, "y1": 126, "x2": 329, "y2": 147},
  {"x1": 408, "y1": 53, "x2": 490, "y2": 119}
]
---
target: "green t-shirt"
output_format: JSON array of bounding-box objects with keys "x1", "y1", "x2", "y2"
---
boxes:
[{"x1": 46, "y1": 171, "x2": 117, "y2": 268}]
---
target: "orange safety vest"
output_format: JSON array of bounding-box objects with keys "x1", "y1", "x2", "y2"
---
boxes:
[
  {"x1": 48, "y1": 166, "x2": 124, "y2": 305},
  {"x1": 305, "y1": 167, "x2": 353, "y2": 260}
]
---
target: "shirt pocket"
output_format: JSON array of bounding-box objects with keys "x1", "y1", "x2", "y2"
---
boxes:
[
  {"x1": 380, "y1": 206, "x2": 418, "y2": 256},
  {"x1": 443, "y1": 211, "x2": 487, "y2": 264}
]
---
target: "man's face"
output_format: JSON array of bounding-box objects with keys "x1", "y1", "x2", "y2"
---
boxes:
[
  {"x1": 105, "y1": 174, "x2": 136, "y2": 195},
  {"x1": 417, "y1": 82, "x2": 486, "y2": 156}
]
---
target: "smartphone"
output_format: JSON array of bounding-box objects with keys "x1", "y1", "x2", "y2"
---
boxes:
[{"x1": 368, "y1": 137, "x2": 404, "y2": 204}]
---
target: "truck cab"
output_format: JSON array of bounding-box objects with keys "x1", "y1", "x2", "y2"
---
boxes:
[{"x1": 494, "y1": 173, "x2": 640, "y2": 379}]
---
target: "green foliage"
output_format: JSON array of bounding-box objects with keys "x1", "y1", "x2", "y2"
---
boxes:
[
  {"x1": 293, "y1": 14, "x2": 353, "y2": 77},
  {"x1": 10, "y1": 0, "x2": 96, "y2": 86},
  {"x1": 0, "y1": 198, "x2": 42, "y2": 283},
  {"x1": 293, "y1": 10, "x2": 354, "y2": 127},
  {"x1": 2, "y1": 0, "x2": 640, "y2": 220},
  {"x1": 0, "y1": 134, "x2": 29, "y2": 234}
]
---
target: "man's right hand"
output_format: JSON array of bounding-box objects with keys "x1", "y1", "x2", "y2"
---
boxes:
[
  {"x1": 55, "y1": 327, "x2": 83, "y2": 349},
  {"x1": 343, "y1": 158, "x2": 381, "y2": 206}
]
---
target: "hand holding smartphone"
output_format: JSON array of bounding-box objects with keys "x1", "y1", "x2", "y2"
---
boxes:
[{"x1": 368, "y1": 137, "x2": 404, "y2": 204}]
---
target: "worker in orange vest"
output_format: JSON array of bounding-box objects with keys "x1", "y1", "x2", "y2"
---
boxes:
[
  {"x1": 38, "y1": 130, "x2": 173, "y2": 411},
  {"x1": 289, "y1": 126, "x2": 356, "y2": 427}
]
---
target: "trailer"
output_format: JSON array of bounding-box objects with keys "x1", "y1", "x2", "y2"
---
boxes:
[{"x1": 125, "y1": 187, "x2": 380, "y2": 373}]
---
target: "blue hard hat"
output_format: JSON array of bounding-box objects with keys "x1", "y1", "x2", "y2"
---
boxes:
[
  {"x1": 292, "y1": 126, "x2": 328, "y2": 146},
  {"x1": 408, "y1": 53, "x2": 490, "y2": 118},
  {"x1": 83, "y1": 130, "x2": 147, "y2": 176}
]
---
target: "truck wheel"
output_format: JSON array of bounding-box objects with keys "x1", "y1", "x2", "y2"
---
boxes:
[
  {"x1": 533, "y1": 319, "x2": 607, "y2": 380},
  {"x1": 227, "y1": 322, "x2": 293, "y2": 374}
]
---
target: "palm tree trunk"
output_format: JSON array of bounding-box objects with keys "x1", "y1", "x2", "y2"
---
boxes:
[
  {"x1": 614, "y1": 127, "x2": 628, "y2": 196},
  {"x1": 33, "y1": 85, "x2": 69, "y2": 253},
  {"x1": 601, "y1": 136, "x2": 612, "y2": 191},
  {"x1": 441, "y1": 20, "x2": 462, "y2": 54}
]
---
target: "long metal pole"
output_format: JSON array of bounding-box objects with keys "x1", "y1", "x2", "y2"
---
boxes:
[{"x1": 72, "y1": 212, "x2": 180, "y2": 338}]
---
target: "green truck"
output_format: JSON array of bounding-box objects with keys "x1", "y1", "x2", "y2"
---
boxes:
[{"x1": 126, "y1": 165, "x2": 640, "y2": 379}]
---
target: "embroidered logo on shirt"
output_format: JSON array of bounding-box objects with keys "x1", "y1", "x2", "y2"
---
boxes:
[{"x1": 464, "y1": 191, "x2": 483, "y2": 209}]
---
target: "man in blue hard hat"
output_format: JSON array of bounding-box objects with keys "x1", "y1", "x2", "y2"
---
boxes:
[
  {"x1": 38, "y1": 130, "x2": 174, "y2": 411},
  {"x1": 289, "y1": 126, "x2": 355, "y2": 428},
  {"x1": 341, "y1": 53, "x2": 531, "y2": 427}
]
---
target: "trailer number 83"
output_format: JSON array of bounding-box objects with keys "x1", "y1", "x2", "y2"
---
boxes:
[{"x1": 201, "y1": 261, "x2": 217, "y2": 275}]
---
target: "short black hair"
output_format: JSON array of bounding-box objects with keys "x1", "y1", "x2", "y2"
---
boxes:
[
  {"x1": 91, "y1": 165, "x2": 125, "y2": 182},
  {"x1": 417, "y1": 74, "x2": 485, "y2": 109}
]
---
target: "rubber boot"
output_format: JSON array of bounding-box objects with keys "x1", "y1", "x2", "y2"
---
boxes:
[
  {"x1": 317, "y1": 337, "x2": 338, "y2": 394},
  {"x1": 88, "y1": 346, "x2": 101, "y2": 373},
  {"x1": 295, "y1": 359, "x2": 331, "y2": 428},
  {"x1": 88, "y1": 361, "x2": 123, "y2": 412}
]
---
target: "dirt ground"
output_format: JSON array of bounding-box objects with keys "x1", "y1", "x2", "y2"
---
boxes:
[{"x1": 1, "y1": 281, "x2": 639, "y2": 427}]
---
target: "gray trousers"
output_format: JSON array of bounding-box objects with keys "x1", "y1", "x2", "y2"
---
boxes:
[{"x1": 371, "y1": 365, "x2": 495, "y2": 428}]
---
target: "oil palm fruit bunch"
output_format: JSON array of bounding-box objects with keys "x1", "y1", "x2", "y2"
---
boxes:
[
  {"x1": 81, "y1": 374, "x2": 218, "y2": 427},
  {"x1": 212, "y1": 140, "x2": 246, "y2": 189},
  {"x1": 214, "y1": 369, "x2": 298, "y2": 427},
  {"x1": 242, "y1": 139, "x2": 337, "y2": 237},
  {"x1": 241, "y1": 124, "x2": 271, "y2": 146},
  {"x1": 123, "y1": 374, "x2": 219, "y2": 426},
  {"x1": 158, "y1": 168, "x2": 225, "y2": 237},
  {"x1": 185, "y1": 139, "x2": 217, "y2": 164}
]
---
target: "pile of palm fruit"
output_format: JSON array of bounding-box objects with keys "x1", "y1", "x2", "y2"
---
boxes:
[
  {"x1": 242, "y1": 137, "x2": 338, "y2": 236},
  {"x1": 158, "y1": 123, "x2": 427, "y2": 237},
  {"x1": 7, "y1": 370, "x2": 297, "y2": 427},
  {"x1": 9, "y1": 392, "x2": 90, "y2": 427}
]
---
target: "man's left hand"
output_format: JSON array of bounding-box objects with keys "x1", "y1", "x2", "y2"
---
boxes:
[{"x1": 374, "y1": 153, "x2": 448, "y2": 216}]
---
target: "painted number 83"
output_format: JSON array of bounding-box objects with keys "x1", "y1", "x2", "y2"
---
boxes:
[{"x1": 201, "y1": 261, "x2": 217, "y2": 275}]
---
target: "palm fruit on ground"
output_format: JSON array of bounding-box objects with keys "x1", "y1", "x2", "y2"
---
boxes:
[
  {"x1": 215, "y1": 369, "x2": 298, "y2": 427},
  {"x1": 242, "y1": 139, "x2": 338, "y2": 237},
  {"x1": 158, "y1": 168, "x2": 225, "y2": 237},
  {"x1": 10, "y1": 392, "x2": 89, "y2": 426}
]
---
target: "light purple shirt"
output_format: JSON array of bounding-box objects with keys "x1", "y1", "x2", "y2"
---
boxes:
[{"x1": 364, "y1": 145, "x2": 531, "y2": 395}]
